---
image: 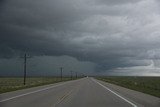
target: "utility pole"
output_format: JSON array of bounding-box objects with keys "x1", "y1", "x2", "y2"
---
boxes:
[
  {"x1": 22, "y1": 53, "x2": 30, "y2": 85},
  {"x1": 60, "y1": 67, "x2": 63, "y2": 81},
  {"x1": 70, "y1": 71, "x2": 73, "y2": 80},
  {"x1": 76, "y1": 72, "x2": 77, "y2": 79}
]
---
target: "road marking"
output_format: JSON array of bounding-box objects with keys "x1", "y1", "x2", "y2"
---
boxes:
[
  {"x1": 92, "y1": 79, "x2": 137, "y2": 107},
  {"x1": 54, "y1": 90, "x2": 73, "y2": 107},
  {"x1": 0, "y1": 80, "x2": 79, "y2": 103}
]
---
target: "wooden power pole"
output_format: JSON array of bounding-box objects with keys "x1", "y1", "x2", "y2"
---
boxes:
[
  {"x1": 60, "y1": 67, "x2": 63, "y2": 81},
  {"x1": 22, "y1": 53, "x2": 30, "y2": 85},
  {"x1": 70, "y1": 71, "x2": 73, "y2": 80},
  {"x1": 76, "y1": 72, "x2": 77, "y2": 79}
]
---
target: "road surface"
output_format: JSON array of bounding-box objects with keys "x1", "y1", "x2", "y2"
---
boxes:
[{"x1": 0, "y1": 77, "x2": 160, "y2": 107}]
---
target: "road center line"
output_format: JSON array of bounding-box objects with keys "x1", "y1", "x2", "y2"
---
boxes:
[
  {"x1": 92, "y1": 78, "x2": 137, "y2": 107},
  {"x1": 0, "y1": 80, "x2": 78, "y2": 103}
]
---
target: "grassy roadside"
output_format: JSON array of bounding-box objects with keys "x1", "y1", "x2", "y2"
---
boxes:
[
  {"x1": 0, "y1": 77, "x2": 78, "y2": 94},
  {"x1": 97, "y1": 76, "x2": 160, "y2": 98}
]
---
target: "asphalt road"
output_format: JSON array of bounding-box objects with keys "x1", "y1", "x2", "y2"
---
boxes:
[{"x1": 0, "y1": 77, "x2": 160, "y2": 107}]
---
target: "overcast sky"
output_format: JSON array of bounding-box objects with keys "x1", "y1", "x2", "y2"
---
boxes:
[{"x1": 0, "y1": 0, "x2": 160, "y2": 76}]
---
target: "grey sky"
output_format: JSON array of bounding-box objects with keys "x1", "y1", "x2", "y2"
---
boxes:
[{"x1": 0, "y1": 0, "x2": 160, "y2": 76}]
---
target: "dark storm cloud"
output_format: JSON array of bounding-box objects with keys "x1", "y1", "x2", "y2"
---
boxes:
[
  {"x1": 0, "y1": 56, "x2": 96, "y2": 76},
  {"x1": 97, "y1": 0, "x2": 141, "y2": 5},
  {"x1": 0, "y1": 0, "x2": 160, "y2": 75}
]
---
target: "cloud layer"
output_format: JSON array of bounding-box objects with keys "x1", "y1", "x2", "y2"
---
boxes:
[{"x1": 1, "y1": 0, "x2": 160, "y2": 76}]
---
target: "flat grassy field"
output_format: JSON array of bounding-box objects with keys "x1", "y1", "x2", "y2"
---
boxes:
[
  {"x1": 0, "y1": 77, "x2": 73, "y2": 94},
  {"x1": 97, "y1": 76, "x2": 160, "y2": 98}
]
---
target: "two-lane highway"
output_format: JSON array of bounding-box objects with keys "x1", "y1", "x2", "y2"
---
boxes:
[{"x1": 0, "y1": 77, "x2": 160, "y2": 107}]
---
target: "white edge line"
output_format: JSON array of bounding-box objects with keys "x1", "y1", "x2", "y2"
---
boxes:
[
  {"x1": 0, "y1": 80, "x2": 76, "y2": 103},
  {"x1": 92, "y1": 79, "x2": 137, "y2": 107}
]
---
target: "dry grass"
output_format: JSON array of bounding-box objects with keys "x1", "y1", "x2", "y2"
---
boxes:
[
  {"x1": 0, "y1": 77, "x2": 71, "y2": 94},
  {"x1": 97, "y1": 76, "x2": 160, "y2": 98}
]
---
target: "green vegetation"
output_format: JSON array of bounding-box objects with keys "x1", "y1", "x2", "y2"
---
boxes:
[
  {"x1": 97, "y1": 76, "x2": 160, "y2": 98},
  {"x1": 0, "y1": 77, "x2": 75, "y2": 94}
]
